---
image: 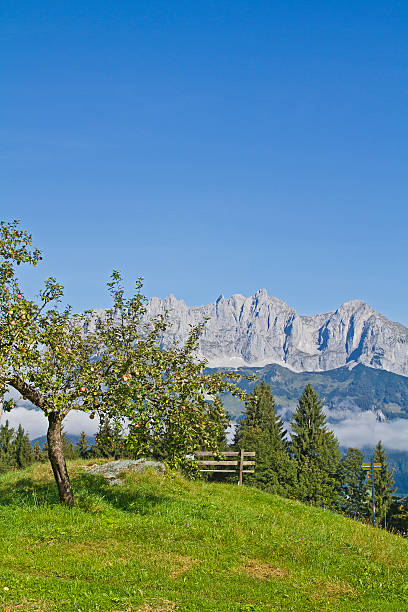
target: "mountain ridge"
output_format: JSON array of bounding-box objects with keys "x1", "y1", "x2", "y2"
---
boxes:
[{"x1": 133, "y1": 290, "x2": 408, "y2": 376}]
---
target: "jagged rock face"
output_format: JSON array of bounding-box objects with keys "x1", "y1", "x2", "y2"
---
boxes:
[{"x1": 141, "y1": 291, "x2": 408, "y2": 376}]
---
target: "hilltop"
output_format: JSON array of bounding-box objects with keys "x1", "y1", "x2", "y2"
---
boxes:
[{"x1": 1, "y1": 460, "x2": 408, "y2": 611}]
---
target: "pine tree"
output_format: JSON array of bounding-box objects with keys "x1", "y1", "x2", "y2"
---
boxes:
[
  {"x1": 387, "y1": 494, "x2": 408, "y2": 536},
  {"x1": 373, "y1": 441, "x2": 396, "y2": 528},
  {"x1": 12, "y1": 424, "x2": 34, "y2": 469},
  {"x1": 32, "y1": 441, "x2": 45, "y2": 462},
  {"x1": 95, "y1": 418, "x2": 125, "y2": 459},
  {"x1": 76, "y1": 431, "x2": 90, "y2": 459},
  {"x1": 62, "y1": 429, "x2": 77, "y2": 460},
  {"x1": 290, "y1": 383, "x2": 341, "y2": 508},
  {"x1": 339, "y1": 448, "x2": 369, "y2": 519},
  {"x1": 234, "y1": 381, "x2": 297, "y2": 495},
  {"x1": 0, "y1": 420, "x2": 16, "y2": 472}
]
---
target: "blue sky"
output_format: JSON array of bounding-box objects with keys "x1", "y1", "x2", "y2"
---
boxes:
[{"x1": 2, "y1": 1, "x2": 408, "y2": 324}]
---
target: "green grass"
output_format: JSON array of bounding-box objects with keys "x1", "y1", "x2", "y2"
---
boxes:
[{"x1": 1, "y1": 461, "x2": 408, "y2": 611}]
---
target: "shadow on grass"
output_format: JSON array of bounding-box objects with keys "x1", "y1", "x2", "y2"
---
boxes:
[
  {"x1": 74, "y1": 472, "x2": 170, "y2": 514},
  {"x1": 0, "y1": 472, "x2": 171, "y2": 515},
  {"x1": 0, "y1": 476, "x2": 61, "y2": 506}
]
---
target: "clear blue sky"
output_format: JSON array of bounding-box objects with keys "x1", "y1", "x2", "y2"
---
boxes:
[{"x1": 2, "y1": 1, "x2": 407, "y2": 324}]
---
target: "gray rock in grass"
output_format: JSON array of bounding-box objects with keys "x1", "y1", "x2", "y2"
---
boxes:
[{"x1": 84, "y1": 458, "x2": 165, "y2": 485}]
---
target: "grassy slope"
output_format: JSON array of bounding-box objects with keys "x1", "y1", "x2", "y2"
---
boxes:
[{"x1": 1, "y1": 461, "x2": 408, "y2": 612}]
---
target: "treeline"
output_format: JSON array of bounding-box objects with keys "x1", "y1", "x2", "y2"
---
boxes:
[
  {"x1": 0, "y1": 418, "x2": 142, "y2": 472},
  {"x1": 2, "y1": 381, "x2": 408, "y2": 536},
  {"x1": 0, "y1": 421, "x2": 36, "y2": 471},
  {"x1": 232, "y1": 381, "x2": 408, "y2": 537}
]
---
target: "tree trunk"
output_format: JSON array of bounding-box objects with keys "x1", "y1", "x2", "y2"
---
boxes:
[
  {"x1": 0, "y1": 373, "x2": 6, "y2": 423},
  {"x1": 47, "y1": 411, "x2": 75, "y2": 506}
]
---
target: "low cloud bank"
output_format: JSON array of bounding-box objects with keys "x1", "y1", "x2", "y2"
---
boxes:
[
  {"x1": 2, "y1": 405, "x2": 408, "y2": 453},
  {"x1": 279, "y1": 411, "x2": 408, "y2": 452},
  {"x1": 274, "y1": 401, "x2": 408, "y2": 451},
  {"x1": 328, "y1": 412, "x2": 408, "y2": 452},
  {"x1": 1, "y1": 407, "x2": 100, "y2": 440}
]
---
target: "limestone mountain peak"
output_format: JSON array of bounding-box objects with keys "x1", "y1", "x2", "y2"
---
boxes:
[{"x1": 142, "y1": 291, "x2": 408, "y2": 376}]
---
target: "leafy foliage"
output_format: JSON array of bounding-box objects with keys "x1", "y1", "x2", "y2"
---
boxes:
[
  {"x1": 0, "y1": 220, "x2": 251, "y2": 502},
  {"x1": 92, "y1": 271, "x2": 251, "y2": 473}
]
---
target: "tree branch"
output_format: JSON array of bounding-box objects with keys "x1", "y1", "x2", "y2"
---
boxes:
[{"x1": 9, "y1": 375, "x2": 51, "y2": 412}]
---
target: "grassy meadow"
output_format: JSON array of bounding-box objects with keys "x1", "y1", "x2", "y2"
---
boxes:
[{"x1": 1, "y1": 460, "x2": 408, "y2": 611}]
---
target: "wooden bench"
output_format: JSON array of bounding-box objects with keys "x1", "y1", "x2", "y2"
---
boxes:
[{"x1": 195, "y1": 450, "x2": 255, "y2": 485}]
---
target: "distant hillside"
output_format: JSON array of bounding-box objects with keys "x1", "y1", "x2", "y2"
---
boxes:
[
  {"x1": 31, "y1": 433, "x2": 96, "y2": 449},
  {"x1": 209, "y1": 362, "x2": 408, "y2": 420},
  {"x1": 209, "y1": 363, "x2": 408, "y2": 497}
]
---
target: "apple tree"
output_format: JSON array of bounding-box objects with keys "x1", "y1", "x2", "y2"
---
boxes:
[
  {"x1": 91, "y1": 271, "x2": 250, "y2": 473},
  {"x1": 0, "y1": 220, "x2": 108, "y2": 505},
  {"x1": 0, "y1": 221, "x2": 250, "y2": 505}
]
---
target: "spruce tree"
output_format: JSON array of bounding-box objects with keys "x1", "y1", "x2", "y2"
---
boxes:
[
  {"x1": 32, "y1": 441, "x2": 45, "y2": 462},
  {"x1": 290, "y1": 383, "x2": 341, "y2": 508},
  {"x1": 387, "y1": 494, "x2": 408, "y2": 536},
  {"x1": 373, "y1": 441, "x2": 396, "y2": 528},
  {"x1": 339, "y1": 448, "x2": 369, "y2": 519},
  {"x1": 95, "y1": 418, "x2": 125, "y2": 459},
  {"x1": 76, "y1": 431, "x2": 90, "y2": 459},
  {"x1": 0, "y1": 420, "x2": 16, "y2": 472},
  {"x1": 12, "y1": 424, "x2": 34, "y2": 469},
  {"x1": 234, "y1": 381, "x2": 296, "y2": 495},
  {"x1": 62, "y1": 433, "x2": 77, "y2": 460}
]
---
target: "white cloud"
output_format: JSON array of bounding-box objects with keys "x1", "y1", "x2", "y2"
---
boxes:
[
  {"x1": 328, "y1": 412, "x2": 408, "y2": 451},
  {"x1": 62, "y1": 410, "x2": 101, "y2": 437},
  {"x1": 226, "y1": 423, "x2": 236, "y2": 444},
  {"x1": 0, "y1": 408, "x2": 100, "y2": 440},
  {"x1": 3, "y1": 405, "x2": 408, "y2": 453},
  {"x1": 280, "y1": 410, "x2": 408, "y2": 452}
]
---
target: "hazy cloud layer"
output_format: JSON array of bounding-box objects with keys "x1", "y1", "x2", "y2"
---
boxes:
[
  {"x1": 2, "y1": 406, "x2": 408, "y2": 453},
  {"x1": 328, "y1": 412, "x2": 408, "y2": 451},
  {"x1": 1, "y1": 407, "x2": 100, "y2": 440},
  {"x1": 279, "y1": 411, "x2": 408, "y2": 452}
]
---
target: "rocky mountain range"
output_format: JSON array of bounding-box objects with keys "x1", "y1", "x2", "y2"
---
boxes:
[{"x1": 140, "y1": 290, "x2": 408, "y2": 377}]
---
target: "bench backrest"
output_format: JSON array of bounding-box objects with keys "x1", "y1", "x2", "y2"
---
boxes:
[{"x1": 195, "y1": 450, "x2": 255, "y2": 485}]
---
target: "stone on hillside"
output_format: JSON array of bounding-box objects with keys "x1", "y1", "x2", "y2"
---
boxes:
[{"x1": 84, "y1": 458, "x2": 165, "y2": 485}]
